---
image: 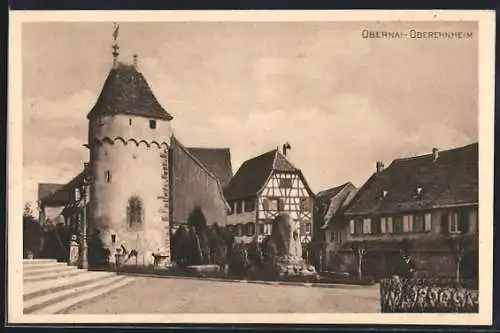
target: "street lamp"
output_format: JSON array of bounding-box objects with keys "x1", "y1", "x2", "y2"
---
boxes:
[{"x1": 78, "y1": 162, "x2": 91, "y2": 269}]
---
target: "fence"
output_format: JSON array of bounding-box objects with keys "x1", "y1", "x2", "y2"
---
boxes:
[{"x1": 379, "y1": 277, "x2": 479, "y2": 313}]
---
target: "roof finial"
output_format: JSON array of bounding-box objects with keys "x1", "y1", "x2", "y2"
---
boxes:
[
  {"x1": 133, "y1": 53, "x2": 138, "y2": 68},
  {"x1": 111, "y1": 23, "x2": 120, "y2": 68}
]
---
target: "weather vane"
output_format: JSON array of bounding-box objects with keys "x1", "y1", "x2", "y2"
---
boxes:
[{"x1": 112, "y1": 22, "x2": 120, "y2": 67}]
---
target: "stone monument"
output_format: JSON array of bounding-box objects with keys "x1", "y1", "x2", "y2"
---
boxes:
[{"x1": 262, "y1": 214, "x2": 318, "y2": 281}]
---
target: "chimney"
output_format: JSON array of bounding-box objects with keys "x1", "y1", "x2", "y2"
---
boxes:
[
  {"x1": 133, "y1": 53, "x2": 138, "y2": 68},
  {"x1": 376, "y1": 161, "x2": 384, "y2": 173},
  {"x1": 432, "y1": 147, "x2": 439, "y2": 161}
]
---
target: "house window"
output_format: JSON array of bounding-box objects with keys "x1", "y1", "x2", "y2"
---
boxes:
[
  {"x1": 105, "y1": 170, "x2": 111, "y2": 183},
  {"x1": 74, "y1": 188, "x2": 81, "y2": 201},
  {"x1": 449, "y1": 210, "x2": 469, "y2": 234},
  {"x1": 279, "y1": 178, "x2": 293, "y2": 188},
  {"x1": 354, "y1": 218, "x2": 363, "y2": 235},
  {"x1": 246, "y1": 223, "x2": 255, "y2": 236},
  {"x1": 305, "y1": 222, "x2": 312, "y2": 234},
  {"x1": 413, "y1": 214, "x2": 425, "y2": 232},
  {"x1": 244, "y1": 199, "x2": 255, "y2": 212},
  {"x1": 300, "y1": 197, "x2": 312, "y2": 211},
  {"x1": 127, "y1": 197, "x2": 143, "y2": 228},
  {"x1": 235, "y1": 201, "x2": 243, "y2": 214},
  {"x1": 371, "y1": 217, "x2": 381, "y2": 235},
  {"x1": 393, "y1": 215, "x2": 404, "y2": 234},
  {"x1": 236, "y1": 224, "x2": 243, "y2": 237},
  {"x1": 263, "y1": 223, "x2": 273, "y2": 235},
  {"x1": 278, "y1": 199, "x2": 285, "y2": 211},
  {"x1": 129, "y1": 118, "x2": 132, "y2": 126},
  {"x1": 259, "y1": 223, "x2": 265, "y2": 235},
  {"x1": 149, "y1": 120, "x2": 157, "y2": 129},
  {"x1": 268, "y1": 199, "x2": 278, "y2": 211},
  {"x1": 331, "y1": 230, "x2": 343, "y2": 243}
]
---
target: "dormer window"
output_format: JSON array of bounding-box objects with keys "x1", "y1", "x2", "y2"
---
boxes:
[
  {"x1": 149, "y1": 120, "x2": 156, "y2": 129},
  {"x1": 381, "y1": 190, "x2": 388, "y2": 198},
  {"x1": 416, "y1": 186, "x2": 423, "y2": 196}
]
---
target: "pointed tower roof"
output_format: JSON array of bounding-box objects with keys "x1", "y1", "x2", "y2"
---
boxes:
[{"x1": 87, "y1": 62, "x2": 173, "y2": 120}]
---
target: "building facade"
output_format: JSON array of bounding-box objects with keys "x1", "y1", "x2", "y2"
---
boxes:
[
  {"x1": 314, "y1": 182, "x2": 357, "y2": 271},
  {"x1": 338, "y1": 143, "x2": 479, "y2": 279},
  {"x1": 223, "y1": 147, "x2": 315, "y2": 245},
  {"x1": 38, "y1": 34, "x2": 232, "y2": 267}
]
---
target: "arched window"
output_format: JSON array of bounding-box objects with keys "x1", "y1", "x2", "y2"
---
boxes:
[{"x1": 127, "y1": 197, "x2": 143, "y2": 228}]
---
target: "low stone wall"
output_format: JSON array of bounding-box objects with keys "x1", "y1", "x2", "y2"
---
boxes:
[{"x1": 379, "y1": 277, "x2": 478, "y2": 313}]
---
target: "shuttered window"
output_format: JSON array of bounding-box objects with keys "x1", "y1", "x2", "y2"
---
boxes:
[
  {"x1": 371, "y1": 217, "x2": 382, "y2": 234},
  {"x1": 387, "y1": 217, "x2": 393, "y2": 233},
  {"x1": 424, "y1": 213, "x2": 432, "y2": 231},
  {"x1": 381, "y1": 217, "x2": 387, "y2": 233},
  {"x1": 363, "y1": 218, "x2": 372, "y2": 234},
  {"x1": 393, "y1": 216, "x2": 403, "y2": 233},
  {"x1": 403, "y1": 215, "x2": 410, "y2": 232},
  {"x1": 413, "y1": 214, "x2": 425, "y2": 232},
  {"x1": 349, "y1": 219, "x2": 355, "y2": 235}
]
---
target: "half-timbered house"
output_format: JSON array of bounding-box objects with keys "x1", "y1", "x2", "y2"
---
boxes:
[{"x1": 223, "y1": 147, "x2": 315, "y2": 245}]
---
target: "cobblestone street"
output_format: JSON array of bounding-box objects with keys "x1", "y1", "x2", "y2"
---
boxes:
[{"x1": 66, "y1": 277, "x2": 381, "y2": 313}]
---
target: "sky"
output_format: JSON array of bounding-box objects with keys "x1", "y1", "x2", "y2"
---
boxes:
[{"x1": 22, "y1": 21, "x2": 478, "y2": 206}]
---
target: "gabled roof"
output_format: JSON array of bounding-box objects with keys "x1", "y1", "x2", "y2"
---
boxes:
[
  {"x1": 187, "y1": 147, "x2": 233, "y2": 187},
  {"x1": 345, "y1": 142, "x2": 478, "y2": 216},
  {"x1": 39, "y1": 172, "x2": 84, "y2": 207},
  {"x1": 223, "y1": 148, "x2": 314, "y2": 200},
  {"x1": 170, "y1": 136, "x2": 231, "y2": 211},
  {"x1": 38, "y1": 183, "x2": 65, "y2": 202},
  {"x1": 87, "y1": 62, "x2": 173, "y2": 121},
  {"x1": 315, "y1": 182, "x2": 358, "y2": 229}
]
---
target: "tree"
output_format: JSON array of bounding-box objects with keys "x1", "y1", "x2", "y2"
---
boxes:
[
  {"x1": 445, "y1": 233, "x2": 478, "y2": 283},
  {"x1": 23, "y1": 202, "x2": 43, "y2": 258},
  {"x1": 350, "y1": 240, "x2": 368, "y2": 280}
]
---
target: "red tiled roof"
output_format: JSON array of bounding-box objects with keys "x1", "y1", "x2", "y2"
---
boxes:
[
  {"x1": 345, "y1": 142, "x2": 478, "y2": 216},
  {"x1": 87, "y1": 62, "x2": 173, "y2": 121}
]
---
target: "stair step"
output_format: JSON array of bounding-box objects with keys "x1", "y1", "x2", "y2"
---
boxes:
[
  {"x1": 24, "y1": 274, "x2": 126, "y2": 314},
  {"x1": 24, "y1": 271, "x2": 117, "y2": 300},
  {"x1": 23, "y1": 259, "x2": 59, "y2": 265},
  {"x1": 24, "y1": 268, "x2": 87, "y2": 283},
  {"x1": 27, "y1": 277, "x2": 134, "y2": 314},
  {"x1": 24, "y1": 265, "x2": 78, "y2": 276}
]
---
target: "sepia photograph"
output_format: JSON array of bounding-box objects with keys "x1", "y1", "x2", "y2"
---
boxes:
[{"x1": 8, "y1": 10, "x2": 495, "y2": 325}]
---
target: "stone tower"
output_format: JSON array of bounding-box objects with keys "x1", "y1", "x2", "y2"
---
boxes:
[{"x1": 86, "y1": 26, "x2": 173, "y2": 266}]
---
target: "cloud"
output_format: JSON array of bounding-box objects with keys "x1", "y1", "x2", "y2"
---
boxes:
[{"x1": 23, "y1": 91, "x2": 93, "y2": 205}]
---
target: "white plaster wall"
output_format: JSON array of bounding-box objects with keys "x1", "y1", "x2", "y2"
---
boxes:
[
  {"x1": 88, "y1": 114, "x2": 172, "y2": 266},
  {"x1": 89, "y1": 114, "x2": 171, "y2": 145}
]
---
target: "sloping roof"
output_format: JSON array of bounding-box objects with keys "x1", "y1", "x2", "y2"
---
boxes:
[
  {"x1": 87, "y1": 62, "x2": 173, "y2": 121},
  {"x1": 40, "y1": 172, "x2": 84, "y2": 207},
  {"x1": 170, "y1": 136, "x2": 231, "y2": 211},
  {"x1": 187, "y1": 147, "x2": 233, "y2": 187},
  {"x1": 224, "y1": 149, "x2": 314, "y2": 200},
  {"x1": 345, "y1": 142, "x2": 478, "y2": 216},
  {"x1": 315, "y1": 182, "x2": 358, "y2": 229},
  {"x1": 38, "y1": 183, "x2": 65, "y2": 202}
]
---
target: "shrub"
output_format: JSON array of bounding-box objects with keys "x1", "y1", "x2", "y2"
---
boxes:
[{"x1": 380, "y1": 277, "x2": 479, "y2": 313}]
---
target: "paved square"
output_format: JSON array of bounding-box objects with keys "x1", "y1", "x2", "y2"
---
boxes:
[{"x1": 66, "y1": 277, "x2": 381, "y2": 313}]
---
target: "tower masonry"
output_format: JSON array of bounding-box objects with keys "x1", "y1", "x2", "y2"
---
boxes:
[{"x1": 87, "y1": 56, "x2": 173, "y2": 266}]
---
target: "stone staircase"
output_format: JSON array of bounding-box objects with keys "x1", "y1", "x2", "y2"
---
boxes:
[{"x1": 23, "y1": 259, "x2": 135, "y2": 314}]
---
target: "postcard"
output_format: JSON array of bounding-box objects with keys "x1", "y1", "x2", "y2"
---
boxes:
[{"x1": 8, "y1": 9, "x2": 495, "y2": 325}]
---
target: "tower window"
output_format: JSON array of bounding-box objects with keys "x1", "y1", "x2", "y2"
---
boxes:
[
  {"x1": 127, "y1": 197, "x2": 143, "y2": 228},
  {"x1": 149, "y1": 120, "x2": 156, "y2": 129},
  {"x1": 105, "y1": 170, "x2": 112, "y2": 183}
]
